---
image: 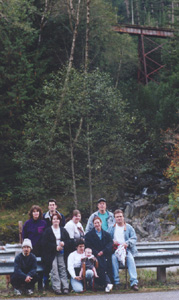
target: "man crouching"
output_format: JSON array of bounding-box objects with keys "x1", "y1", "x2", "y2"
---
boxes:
[{"x1": 11, "y1": 238, "x2": 38, "y2": 295}]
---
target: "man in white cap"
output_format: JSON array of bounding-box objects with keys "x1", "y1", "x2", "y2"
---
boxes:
[
  {"x1": 11, "y1": 238, "x2": 38, "y2": 295},
  {"x1": 85, "y1": 198, "x2": 115, "y2": 233}
]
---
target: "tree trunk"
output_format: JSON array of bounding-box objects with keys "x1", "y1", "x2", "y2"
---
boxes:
[
  {"x1": 50, "y1": 0, "x2": 81, "y2": 145},
  {"x1": 124, "y1": 0, "x2": 130, "y2": 19},
  {"x1": 87, "y1": 124, "x2": 93, "y2": 214},
  {"x1": 69, "y1": 117, "x2": 83, "y2": 208},
  {"x1": 38, "y1": 0, "x2": 52, "y2": 45},
  {"x1": 131, "y1": 0, "x2": 134, "y2": 25},
  {"x1": 135, "y1": 0, "x2": 140, "y2": 25},
  {"x1": 69, "y1": 123, "x2": 78, "y2": 208},
  {"x1": 85, "y1": 0, "x2": 90, "y2": 72}
]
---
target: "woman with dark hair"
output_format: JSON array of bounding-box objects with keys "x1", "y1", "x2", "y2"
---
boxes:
[
  {"x1": 41, "y1": 213, "x2": 70, "y2": 294},
  {"x1": 64, "y1": 209, "x2": 84, "y2": 251},
  {"x1": 22, "y1": 205, "x2": 47, "y2": 257},
  {"x1": 85, "y1": 216, "x2": 113, "y2": 293}
]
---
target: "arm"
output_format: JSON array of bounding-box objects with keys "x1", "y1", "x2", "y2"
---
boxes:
[
  {"x1": 85, "y1": 214, "x2": 94, "y2": 234},
  {"x1": 125, "y1": 225, "x2": 137, "y2": 248},
  {"x1": 14, "y1": 255, "x2": 27, "y2": 280},
  {"x1": 27, "y1": 255, "x2": 37, "y2": 278},
  {"x1": 85, "y1": 232, "x2": 99, "y2": 257},
  {"x1": 22, "y1": 221, "x2": 28, "y2": 240},
  {"x1": 60, "y1": 213, "x2": 66, "y2": 227},
  {"x1": 101, "y1": 231, "x2": 113, "y2": 256},
  {"x1": 67, "y1": 253, "x2": 77, "y2": 279},
  {"x1": 64, "y1": 221, "x2": 75, "y2": 239}
]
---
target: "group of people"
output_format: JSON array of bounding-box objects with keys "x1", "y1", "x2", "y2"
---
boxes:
[{"x1": 11, "y1": 198, "x2": 139, "y2": 295}]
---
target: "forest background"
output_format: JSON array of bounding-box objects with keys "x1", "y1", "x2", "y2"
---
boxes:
[{"x1": 0, "y1": 0, "x2": 178, "y2": 230}]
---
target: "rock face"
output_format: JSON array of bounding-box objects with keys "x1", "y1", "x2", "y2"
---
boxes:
[{"x1": 124, "y1": 197, "x2": 176, "y2": 241}]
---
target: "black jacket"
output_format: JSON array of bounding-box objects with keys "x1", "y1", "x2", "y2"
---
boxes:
[
  {"x1": 85, "y1": 228, "x2": 113, "y2": 285},
  {"x1": 85, "y1": 228, "x2": 113, "y2": 258},
  {"x1": 41, "y1": 226, "x2": 70, "y2": 271},
  {"x1": 13, "y1": 252, "x2": 37, "y2": 280}
]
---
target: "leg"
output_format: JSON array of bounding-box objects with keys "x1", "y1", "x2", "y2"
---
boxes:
[
  {"x1": 112, "y1": 253, "x2": 120, "y2": 285},
  {"x1": 126, "y1": 251, "x2": 138, "y2": 287},
  {"x1": 57, "y1": 254, "x2": 69, "y2": 291},
  {"x1": 92, "y1": 267, "x2": 99, "y2": 277},
  {"x1": 70, "y1": 278, "x2": 83, "y2": 292},
  {"x1": 51, "y1": 255, "x2": 61, "y2": 293},
  {"x1": 11, "y1": 274, "x2": 24, "y2": 290}
]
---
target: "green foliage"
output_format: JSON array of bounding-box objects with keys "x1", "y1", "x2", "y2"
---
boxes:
[{"x1": 165, "y1": 139, "x2": 179, "y2": 213}]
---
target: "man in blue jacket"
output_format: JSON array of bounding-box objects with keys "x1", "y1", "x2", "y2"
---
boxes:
[
  {"x1": 108, "y1": 209, "x2": 139, "y2": 291},
  {"x1": 85, "y1": 198, "x2": 115, "y2": 233},
  {"x1": 11, "y1": 239, "x2": 38, "y2": 296}
]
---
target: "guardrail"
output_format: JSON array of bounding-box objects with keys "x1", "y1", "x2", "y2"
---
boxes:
[{"x1": 1, "y1": 242, "x2": 179, "y2": 285}]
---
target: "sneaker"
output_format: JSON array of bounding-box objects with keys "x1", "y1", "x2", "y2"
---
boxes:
[
  {"x1": 54, "y1": 290, "x2": 62, "y2": 295},
  {"x1": 27, "y1": 289, "x2": 34, "y2": 295},
  {"x1": 131, "y1": 284, "x2": 139, "y2": 291},
  {"x1": 105, "y1": 283, "x2": 113, "y2": 293},
  {"x1": 14, "y1": 289, "x2": 22, "y2": 296},
  {"x1": 63, "y1": 288, "x2": 69, "y2": 294}
]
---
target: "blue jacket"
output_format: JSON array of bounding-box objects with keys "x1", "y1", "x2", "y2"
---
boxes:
[
  {"x1": 85, "y1": 210, "x2": 115, "y2": 233},
  {"x1": 107, "y1": 223, "x2": 138, "y2": 256}
]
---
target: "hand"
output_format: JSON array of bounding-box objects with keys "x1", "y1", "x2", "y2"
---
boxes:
[
  {"x1": 113, "y1": 240, "x2": 119, "y2": 245},
  {"x1": 25, "y1": 276, "x2": 32, "y2": 283},
  {"x1": 75, "y1": 276, "x2": 82, "y2": 281},
  {"x1": 97, "y1": 251, "x2": 103, "y2": 256},
  {"x1": 57, "y1": 245, "x2": 63, "y2": 251},
  {"x1": 123, "y1": 243, "x2": 128, "y2": 249},
  {"x1": 60, "y1": 241, "x2": 64, "y2": 247}
]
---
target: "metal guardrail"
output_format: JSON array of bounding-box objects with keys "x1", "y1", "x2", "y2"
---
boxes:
[
  {"x1": 1, "y1": 242, "x2": 179, "y2": 283},
  {"x1": 137, "y1": 241, "x2": 179, "y2": 246}
]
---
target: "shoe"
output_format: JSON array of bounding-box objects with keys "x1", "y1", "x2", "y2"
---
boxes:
[
  {"x1": 54, "y1": 290, "x2": 62, "y2": 295},
  {"x1": 131, "y1": 284, "x2": 139, "y2": 291},
  {"x1": 14, "y1": 289, "x2": 22, "y2": 296},
  {"x1": 27, "y1": 289, "x2": 34, "y2": 295},
  {"x1": 114, "y1": 284, "x2": 120, "y2": 290},
  {"x1": 63, "y1": 288, "x2": 69, "y2": 294},
  {"x1": 105, "y1": 283, "x2": 113, "y2": 293}
]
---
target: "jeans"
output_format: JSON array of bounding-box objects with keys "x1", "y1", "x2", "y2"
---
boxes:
[
  {"x1": 51, "y1": 252, "x2": 69, "y2": 292},
  {"x1": 112, "y1": 251, "x2": 138, "y2": 286},
  {"x1": 71, "y1": 269, "x2": 93, "y2": 292}
]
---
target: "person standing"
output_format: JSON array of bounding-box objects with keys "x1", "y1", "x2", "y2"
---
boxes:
[
  {"x1": 41, "y1": 213, "x2": 70, "y2": 294},
  {"x1": 43, "y1": 199, "x2": 65, "y2": 227},
  {"x1": 11, "y1": 239, "x2": 38, "y2": 296},
  {"x1": 85, "y1": 198, "x2": 115, "y2": 233},
  {"x1": 22, "y1": 205, "x2": 47, "y2": 257},
  {"x1": 108, "y1": 209, "x2": 139, "y2": 291},
  {"x1": 64, "y1": 209, "x2": 84, "y2": 251},
  {"x1": 85, "y1": 216, "x2": 113, "y2": 293}
]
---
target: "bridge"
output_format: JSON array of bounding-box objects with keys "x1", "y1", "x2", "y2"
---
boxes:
[{"x1": 113, "y1": 24, "x2": 174, "y2": 84}]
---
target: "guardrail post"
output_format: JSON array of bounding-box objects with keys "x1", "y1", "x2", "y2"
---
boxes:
[
  {"x1": 18, "y1": 221, "x2": 23, "y2": 244},
  {"x1": 157, "y1": 266, "x2": 166, "y2": 282}
]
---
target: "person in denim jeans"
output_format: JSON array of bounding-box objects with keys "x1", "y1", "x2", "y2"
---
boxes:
[
  {"x1": 108, "y1": 209, "x2": 139, "y2": 291},
  {"x1": 67, "y1": 240, "x2": 93, "y2": 292}
]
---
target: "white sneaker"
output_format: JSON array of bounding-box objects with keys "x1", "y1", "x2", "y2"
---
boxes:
[
  {"x1": 27, "y1": 289, "x2": 34, "y2": 295},
  {"x1": 14, "y1": 289, "x2": 22, "y2": 296},
  {"x1": 105, "y1": 283, "x2": 113, "y2": 292}
]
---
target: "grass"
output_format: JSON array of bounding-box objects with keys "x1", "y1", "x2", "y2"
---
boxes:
[{"x1": 1, "y1": 269, "x2": 179, "y2": 298}]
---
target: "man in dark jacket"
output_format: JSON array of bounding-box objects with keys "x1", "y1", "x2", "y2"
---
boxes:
[
  {"x1": 85, "y1": 216, "x2": 113, "y2": 293},
  {"x1": 11, "y1": 239, "x2": 38, "y2": 296},
  {"x1": 43, "y1": 199, "x2": 65, "y2": 227}
]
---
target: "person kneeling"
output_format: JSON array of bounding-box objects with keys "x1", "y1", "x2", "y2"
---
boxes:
[
  {"x1": 68, "y1": 240, "x2": 94, "y2": 292},
  {"x1": 11, "y1": 239, "x2": 38, "y2": 296}
]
